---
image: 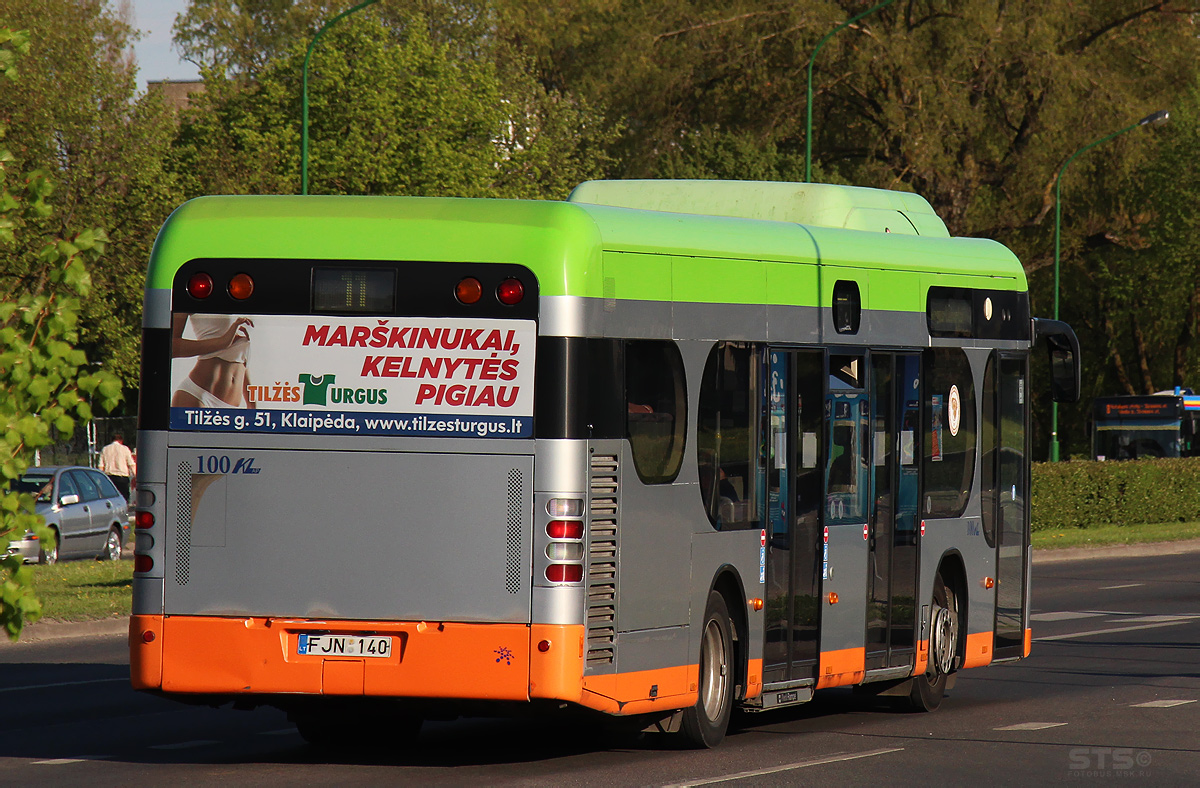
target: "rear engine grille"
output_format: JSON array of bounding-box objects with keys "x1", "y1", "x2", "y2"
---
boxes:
[
  {"x1": 175, "y1": 461, "x2": 192, "y2": 585},
  {"x1": 586, "y1": 454, "x2": 618, "y2": 666}
]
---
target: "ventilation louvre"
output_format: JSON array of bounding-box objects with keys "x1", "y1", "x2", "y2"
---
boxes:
[
  {"x1": 175, "y1": 462, "x2": 192, "y2": 585},
  {"x1": 586, "y1": 454, "x2": 618, "y2": 666},
  {"x1": 505, "y1": 468, "x2": 523, "y2": 594}
]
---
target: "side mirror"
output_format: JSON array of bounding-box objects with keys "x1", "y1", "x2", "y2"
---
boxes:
[
  {"x1": 1033, "y1": 318, "x2": 1081, "y2": 403},
  {"x1": 59, "y1": 493, "x2": 80, "y2": 506}
]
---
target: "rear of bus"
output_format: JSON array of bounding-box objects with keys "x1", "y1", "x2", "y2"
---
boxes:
[{"x1": 131, "y1": 195, "x2": 597, "y2": 737}]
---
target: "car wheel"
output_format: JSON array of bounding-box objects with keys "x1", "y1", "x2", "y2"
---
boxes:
[
  {"x1": 100, "y1": 527, "x2": 123, "y2": 562},
  {"x1": 39, "y1": 530, "x2": 59, "y2": 565},
  {"x1": 909, "y1": 574, "x2": 958, "y2": 712}
]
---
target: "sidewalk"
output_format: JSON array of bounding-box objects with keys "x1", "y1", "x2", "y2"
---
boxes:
[{"x1": 1, "y1": 616, "x2": 127, "y2": 647}]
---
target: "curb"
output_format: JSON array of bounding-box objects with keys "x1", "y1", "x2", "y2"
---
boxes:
[
  {"x1": 1032, "y1": 537, "x2": 1200, "y2": 564},
  {"x1": 1, "y1": 616, "x2": 128, "y2": 647}
]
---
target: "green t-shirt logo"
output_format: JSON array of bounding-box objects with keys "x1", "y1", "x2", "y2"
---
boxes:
[{"x1": 299, "y1": 373, "x2": 335, "y2": 406}]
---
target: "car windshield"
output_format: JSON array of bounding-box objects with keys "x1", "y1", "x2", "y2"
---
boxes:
[{"x1": 13, "y1": 473, "x2": 54, "y2": 503}]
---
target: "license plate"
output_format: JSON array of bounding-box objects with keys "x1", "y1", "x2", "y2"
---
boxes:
[{"x1": 297, "y1": 634, "x2": 392, "y2": 658}]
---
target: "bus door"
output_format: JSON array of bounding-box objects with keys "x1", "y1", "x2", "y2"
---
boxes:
[
  {"x1": 866, "y1": 353, "x2": 921, "y2": 671},
  {"x1": 992, "y1": 355, "x2": 1029, "y2": 658},
  {"x1": 762, "y1": 349, "x2": 823, "y2": 685}
]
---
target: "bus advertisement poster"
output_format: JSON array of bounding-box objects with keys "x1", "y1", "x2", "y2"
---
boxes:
[{"x1": 170, "y1": 313, "x2": 536, "y2": 438}]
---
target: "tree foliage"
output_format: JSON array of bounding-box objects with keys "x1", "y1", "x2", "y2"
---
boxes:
[
  {"x1": 0, "y1": 28, "x2": 122, "y2": 640},
  {"x1": 171, "y1": 6, "x2": 617, "y2": 200},
  {"x1": 0, "y1": 0, "x2": 182, "y2": 388}
]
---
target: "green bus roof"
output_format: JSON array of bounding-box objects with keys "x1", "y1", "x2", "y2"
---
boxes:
[{"x1": 147, "y1": 188, "x2": 1026, "y2": 305}]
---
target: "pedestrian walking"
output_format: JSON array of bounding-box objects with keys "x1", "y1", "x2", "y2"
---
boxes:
[{"x1": 98, "y1": 433, "x2": 136, "y2": 502}]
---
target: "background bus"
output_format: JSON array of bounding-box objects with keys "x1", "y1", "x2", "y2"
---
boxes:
[
  {"x1": 1092, "y1": 389, "x2": 1200, "y2": 460},
  {"x1": 131, "y1": 180, "x2": 1079, "y2": 749}
]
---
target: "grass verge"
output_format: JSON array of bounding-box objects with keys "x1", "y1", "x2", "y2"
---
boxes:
[
  {"x1": 1033, "y1": 520, "x2": 1200, "y2": 550},
  {"x1": 30, "y1": 559, "x2": 132, "y2": 622}
]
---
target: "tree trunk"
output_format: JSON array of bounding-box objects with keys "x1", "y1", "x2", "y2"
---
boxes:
[
  {"x1": 1131, "y1": 314, "x2": 1155, "y2": 394},
  {"x1": 1173, "y1": 279, "x2": 1200, "y2": 389},
  {"x1": 1103, "y1": 310, "x2": 1136, "y2": 396}
]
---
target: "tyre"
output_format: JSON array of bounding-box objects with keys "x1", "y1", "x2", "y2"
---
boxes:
[
  {"x1": 38, "y1": 530, "x2": 59, "y2": 565},
  {"x1": 681, "y1": 590, "x2": 735, "y2": 748},
  {"x1": 909, "y1": 574, "x2": 958, "y2": 712},
  {"x1": 100, "y1": 527, "x2": 123, "y2": 562}
]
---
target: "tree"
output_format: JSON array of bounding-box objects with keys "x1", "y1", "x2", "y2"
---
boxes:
[
  {"x1": 171, "y1": 8, "x2": 616, "y2": 200},
  {"x1": 0, "y1": 28, "x2": 121, "y2": 640},
  {"x1": 0, "y1": 0, "x2": 183, "y2": 388}
]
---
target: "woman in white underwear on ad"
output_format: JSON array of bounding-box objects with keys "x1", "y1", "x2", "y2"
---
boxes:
[{"x1": 171, "y1": 314, "x2": 255, "y2": 408}]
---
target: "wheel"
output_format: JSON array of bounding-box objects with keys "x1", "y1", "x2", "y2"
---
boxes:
[
  {"x1": 909, "y1": 574, "x2": 958, "y2": 712},
  {"x1": 681, "y1": 591, "x2": 735, "y2": 748},
  {"x1": 100, "y1": 527, "x2": 123, "y2": 561},
  {"x1": 38, "y1": 530, "x2": 59, "y2": 565}
]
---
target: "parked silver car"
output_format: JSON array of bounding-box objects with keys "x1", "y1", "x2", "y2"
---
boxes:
[{"x1": 5, "y1": 466, "x2": 129, "y2": 564}]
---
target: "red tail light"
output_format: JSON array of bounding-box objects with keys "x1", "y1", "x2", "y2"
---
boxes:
[
  {"x1": 134, "y1": 555, "x2": 154, "y2": 573},
  {"x1": 546, "y1": 520, "x2": 583, "y2": 539},
  {"x1": 545, "y1": 564, "x2": 583, "y2": 583},
  {"x1": 186, "y1": 272, "x2": 214, "y2": 299},
  {"x1": 135, "y1": 510, "x2": 154, "y2": 529},
  {"x1": 497, "y1": 278, "x2": 524, "y2": 305}
]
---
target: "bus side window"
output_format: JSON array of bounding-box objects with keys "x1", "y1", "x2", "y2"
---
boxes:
[
  {"x1": 625, "y1": 340, "x2": 687, "y2": 484},
  {"x1": 697, "y1": 342, "x2": 759, "y2": 530},
  {"x1": 923, "y1": 347, "x2": 976, "y2": 517}
]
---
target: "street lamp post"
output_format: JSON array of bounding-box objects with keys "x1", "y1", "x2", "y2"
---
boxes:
[
  {"x1": 301, "y1": 0, "x2": 382, "y2": 195},
  {"x1": 804, "y1": 0, "x2": 897, "y2": 183},
  {"x1": 1049, "y1": 109, "x2": 1170, "y2": 461}
]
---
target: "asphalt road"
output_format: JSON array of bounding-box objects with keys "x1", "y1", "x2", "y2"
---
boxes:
[{"x1": 1, "y1": 548, "x2": 1198, "y2": 786}]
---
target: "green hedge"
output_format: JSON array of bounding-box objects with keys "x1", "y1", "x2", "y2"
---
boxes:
[{"x1": 1031, "y1": 457, "x2": 1200, "y2": 531}]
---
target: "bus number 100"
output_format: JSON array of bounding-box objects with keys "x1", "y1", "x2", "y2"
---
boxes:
[{"x1": 196, "y1": 455, "x2": 231, "y2": 473}]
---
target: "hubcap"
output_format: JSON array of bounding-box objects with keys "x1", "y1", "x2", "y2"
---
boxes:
[
  {"x1": 699, "y1": 618, "x2": 729, "y2": 721},
  {"x1": 930, "y1": 597, "x2": 958, "y2": 675}
]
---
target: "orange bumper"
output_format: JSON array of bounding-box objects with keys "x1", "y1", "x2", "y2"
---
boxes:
[{"x1": 129, "y1": 614, "x2": 585, "y2": 703}]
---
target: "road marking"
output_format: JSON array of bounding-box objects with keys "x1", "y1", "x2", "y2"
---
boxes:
[
  {"x1": 1036, "y1": 620, "x2": 1194, "y2": 642},
  {"x1": 1099, "y1": 583, "x2": 1144, "y2": 590},
  {"x1": 1029, "y1": 611, "x2": 1104, "y2": 622},
  {"x1": 662, "y1": 747, "x2": 904, "y2": 787},
  {"x1": 0, "y1": 677, "x2": 126, "y2": 694},
  {"x1": 994, "y1": 722, "x2": 1068, "y2": 731},
  {"x1": 1121, "y1": 615, "x2": 1200, "y2": 623},
  {"x1": 1132, "y1": 699, "x2": 1196, "y2": 708},
  {"x1": 32, "y1": 756, "x2": 110, "y2": 765},
  {"x1": 150, "y1": 740, "x2": 219, "y2": 750}
]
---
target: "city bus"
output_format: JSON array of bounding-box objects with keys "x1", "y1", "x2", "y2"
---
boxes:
[
  {"x1": 1092, "y1": 389, "x2": 1200, "y2": 460},
  {"x1": 130, "y1": 180, "x2": 1080, "y2": 748}
]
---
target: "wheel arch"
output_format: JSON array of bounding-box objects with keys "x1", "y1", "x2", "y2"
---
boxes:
[{"x1": 933, "y1": 549, "x2": 968, "y2": 667}]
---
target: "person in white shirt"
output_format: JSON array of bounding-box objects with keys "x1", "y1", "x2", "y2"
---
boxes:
[{"x1": 98, "y1": 433, "x2": 136, "y2": 502}]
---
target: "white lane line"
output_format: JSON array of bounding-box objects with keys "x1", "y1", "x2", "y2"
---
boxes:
[
  {"x1": 1121, "y1": 615, "x2": 1200, "y2": 623},
  {"x1": 994, "y1": 722, "x2": 1068, "y2": 731},
  {"x1": 149, "y1": 740, "x2": 219, "y2": 750},
  {"x1": 32, "y1": 756, "x2": 110, "y2": 765},
  {"x1": 1036, "y1": 620, "x2": 1194, "y2": 642},
  {"x1": 1099, "y1": 583, "x2": 1144, "y2": 590},
  {"x1": 1132, "y1": 699, "x2": 1197, "y2": 708},
  {"x1": 0, "y1": 677, "x2": 126, "y2": 694},
  {"x1": 662, "y1": 748, "x2": 904, "y2": 787},
  {"x1": 1029, "y1": 611, "x2": 1105, "y2": 622}
]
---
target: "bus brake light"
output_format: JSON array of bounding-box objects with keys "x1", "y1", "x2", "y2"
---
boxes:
[
  {"x1": 547, "y1": 520, "x2": 583, "y2": 539},
  {"x1": 135, "y1": 510, "x2": 154, "y2": 529},
  {"x1": 134, "y1": 555, "x2": 154, "y2": 573},
  {"x1": 186, "y1": 272, "x2": 214, "y2": 299},
  {"x1": 497, "y1": 278, "x2": 524, "y2": 305},
  {"x1": 545, "y1": 564, "x2": 583, "y2": 583}
]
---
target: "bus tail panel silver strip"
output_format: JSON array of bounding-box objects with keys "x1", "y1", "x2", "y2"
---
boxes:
[{"x1": 586, "y1": 453, "x2": 619, "y2": 667}]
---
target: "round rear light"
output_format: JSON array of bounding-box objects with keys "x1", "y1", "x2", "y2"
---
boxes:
[
  {"x1": 228, "y1": 273, "x2": 254, "y2": 300},
  {"x1": 455, "y1": 277, "x2": 483, "y2": 304},
  {"x1": 186, "y1": 272, "x2": 214, "y2": 299},
  {"x1": 497, "y1": 278, "x2": 524, "y2": 306},
  {"x1": 134, "y1": 554, "x2": 154, "y2": 573},
  {"x1": 135, "y1": 510, "x2": 155, "y2": 529}
]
